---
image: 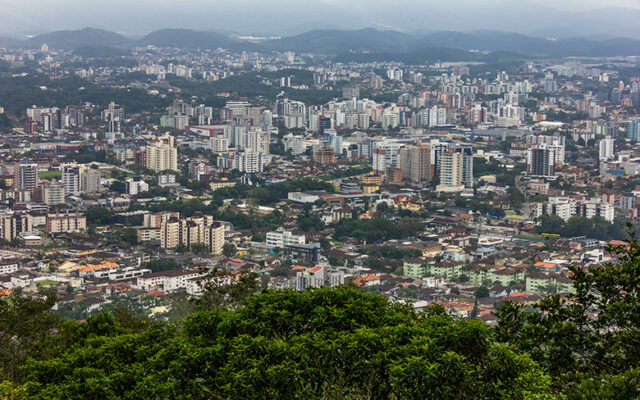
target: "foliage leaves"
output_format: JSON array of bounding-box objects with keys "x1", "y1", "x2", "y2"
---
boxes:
[
  {"x1": 5, "y1": 287, "x2": 551, "y2": 399},
  {"x1": 495, "y1": 227, "x2": 640, "y2": 396}
]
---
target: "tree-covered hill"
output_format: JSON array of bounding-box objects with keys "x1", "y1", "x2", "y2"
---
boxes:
[{"x1": 1, "y1": 286, "x2": 550, "y2": 399}]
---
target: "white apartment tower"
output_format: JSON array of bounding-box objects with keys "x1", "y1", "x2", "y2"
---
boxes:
[{"x1": 145, "y1": 133, "x2": 179, "y2": 172}]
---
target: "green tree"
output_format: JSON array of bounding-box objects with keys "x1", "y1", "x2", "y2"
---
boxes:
[
  {"x1": 475, "y1": 286, "x2": 490, "y2": 299},
  {"x1": 142, "y1": 258, "x2": 179, "y2": 272},
  {"x1": 84, "y1": 207, "x2": 114, "y2": 225},
  {"x1": 536, "y1": 214, "x2": 564, "y2": 235},
  {"x1": 192, "y1": 269, "x2": 258, "y2": 311},
  {"x1": 508, "y1": 185, "x2": 525, "y2": 210},
  {"x1": 495, "y1": 228, "x2": 640, "y2": 396},
  {"x1": 175, "y1": 243, "x2": 189, "y2": 253},
  {"x1": 120, "y1": 228, "x2": 138, "y2": 246},
  {"x1": 0, "y1": 290, "x2": 59, "y2": 381},
  {"x1": 222, "y1": 243, "x2": 237, "y2": 257},
  {"x1": 190, "y1": 243, "x2": 209, "y2": 255},
  {"x1": 12, "y1": 287, "x2": 552, "y2": 399},
  {"x1": 109, "y1": 180, "x2": 127, "y2": 194}
]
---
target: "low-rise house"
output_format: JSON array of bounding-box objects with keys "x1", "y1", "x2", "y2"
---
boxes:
[
  {"x1": 292, "y1": 264, "x2": 345, "y2": 290},
  {"x1": 134, "y1": 269, "x2": 201, "y2": 293}
]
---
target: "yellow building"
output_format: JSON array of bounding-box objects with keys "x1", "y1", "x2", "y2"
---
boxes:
[
  {"x1": 362, "y1": 184, "x2": 379, "y2": 194},
  {"x1": 145, "y1": 133, "x2": 178, "y2": 172},
  {"x1": 362, "y1": 174, "x2": 383, "y2": 186},
  {"x1": 160, "y1": 214, "x2": 225, "y2": 255}
]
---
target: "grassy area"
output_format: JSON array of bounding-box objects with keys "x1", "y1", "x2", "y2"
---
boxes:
[
  {"x1": 514, "y1": 234, "x2": 543, "y2": 240},
  {"x1": 38, "y1": 171, "x2": 61, "y2": 179},
  {"x1": 36, "y1": 280, "x2": 58, "y2": 286}
]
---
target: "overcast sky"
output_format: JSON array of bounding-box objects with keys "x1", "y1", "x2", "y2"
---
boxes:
[{"x1": 1, "y1": 0, "x2": 639, "y2": 38}]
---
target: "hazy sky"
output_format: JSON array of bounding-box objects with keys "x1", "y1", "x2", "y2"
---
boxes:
[{"x1": 1, "y1": 0, "x2": 639, "y2": 37}]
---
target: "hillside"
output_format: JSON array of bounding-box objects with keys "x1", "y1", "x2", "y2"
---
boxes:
[
  {"x1": 262, "y1": 28, "x2": 418, "y2": 53},
  {"x1": 0, "y1": 35, "x2": 21, "y2": 48},
  {"x1": 2, "y1": 26, "x2": 639, "y2": 58},
  {"x1": 23, "y1": 27, "x2": 131, "y2": 49},
  {"x1": 419, "y1": 30, "x2": 640, "y2": 57},
  {"x1": 139, "y1": 28, "x2": 235, "y2": 49},
  {"x1": 73, "y1": 45, "x2": 131, "y2": 58}
]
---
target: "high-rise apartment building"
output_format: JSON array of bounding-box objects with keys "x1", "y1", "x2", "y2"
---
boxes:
[
  {"x1": 437, "y1": 150, "x2": 463, "y2": 191},
  {"x1": 627, "y1": 119, "x2": 640, "y2": 140},
  {"x1": 399, "y1": 143, "x2": 431, "y2": 187},
  {"x1": 372, "y1": 141, "x2": 404, "y2": 174},
  {"x1": 145, "y1": 133, "x2": 179, "y2": 172},
  {"x1": 435, "y1": 145, "x2": 473, "y2": 191},
  {"x1": 0, "y1": 213, "x2": 32, "y2": 241},
  {"x1": 460, "y1": 146, "x2": 474, "y2": 188},
  {"x1": 526, "y1": 148, "x2": 554, "y2": 177},
  {"x1": 599, "y1": 137, "x2": 615, "y2": 161},
  {"x1": 41, "y1": 181, "x2": 66, "y2": 205},
  {"x1": 312, "y1": 143, "x2": 336, "y2": 167},
  {"x1": 62, "y1": 166, "x2": 80, "y2": 195},
  {"x1": 14, "y1": 163, "x2": 38, "y2": 191},
  {"x1": 210, "y1": 134, "x2": 229, "y2": 153},
  {"x1": 231, "y1": 151, "x2": 264, "y2": 173},
  {"x1": 80, "y1": 169, "x2": 101, "y2": 193},
  {"x1": 160, "y1": 214, "x2": 225, "y2": 255},
  {"x1": 526, "y1": 135, "x2": 565, "y2": 165}
]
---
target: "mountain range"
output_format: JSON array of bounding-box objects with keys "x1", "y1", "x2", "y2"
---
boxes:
[
  {"x1": 2, "y1": 2, "x2": 640, "y2": 39},
  {"x1": 5, "y1": 27, "x2": 640, "y2": 59}
]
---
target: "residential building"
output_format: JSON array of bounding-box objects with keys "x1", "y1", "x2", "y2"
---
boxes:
[
  {"x1": 61, "y1": 166, "x2": 80, "y2": 195},
  {"x1": 627, "y1": 118, "x2": 640, "y2": 140},
  {"x1": 145, "y1": 133, "x2": 179, "y2": 172},
  {"x1": 158, "y1": 174, "x2": 177, "y2": 187},
  {"x1": 41, "y1": 181, "x2": 66, "y2": 205},
  {"x1": 134, "y1": 269, "x2": 201, "y2": 293},
  {"x1": 80, "y1": 169, "x2": 101, "y2": 193},
  {"x1": 399, "y1": 142, "x2": 431, "y2": 187},
  {"x1": 599, "y1": 137, "x2": 614, "y2": 161},
  {"x1": 293, "y1": 264, "x2": 345, "y2": 290},
  {"x1": 14, "y1": 163, "x2": 38, "y2": 190},
  {"x1": 46, "y1": 212, "x2": 86, "y2": 234},
  {"x1": 266, "y1": 227, "x2": 306, "y2": 247},
  {"x1": 526, "y1": 148, "x2": 554, "y2": 177},
  {"x1": 231, "y1": 151, "x2": 264, "y2": 173},
  {"x1": 534, "y1": 197, "x2": 615, "y2": 222},
  {"x1": 125, "y1": 178, "x2": 149, "y2": 195},
  {"x1": 437, "y1": 150, "x2": 463, "y2": 192},
  {"x1": 0, "y1": 213, "x2": 32, "y2": 241},
  {"x1": 160, "y1": 214, "x2": 225, "y2": 255}
]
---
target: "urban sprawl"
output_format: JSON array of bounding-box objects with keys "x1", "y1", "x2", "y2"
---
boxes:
[{"x1": 0, "y1": 37, "x2": 639, "y2": 322}]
